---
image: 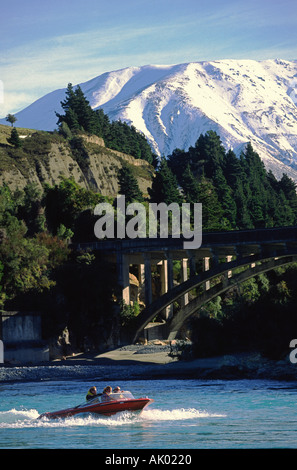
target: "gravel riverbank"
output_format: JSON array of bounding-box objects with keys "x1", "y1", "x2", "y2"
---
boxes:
[
  {"x1": 1, "y1": 343, "x2": 297, "y2": 383},
  {"x1": 0, "y1": 343, "x2": 175, "y2": 383}
]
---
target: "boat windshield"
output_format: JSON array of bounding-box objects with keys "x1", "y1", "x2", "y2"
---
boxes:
[
  {"x1": 78, "y1": 390, "x2": 136, "y2": 409},
  {"x1": 101, "y1": 391, "x2": 134, "y2": 402}
]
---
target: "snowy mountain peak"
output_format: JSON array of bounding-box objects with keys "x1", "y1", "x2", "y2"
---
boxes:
[{"x1": 2, "y1": 59, "x2": 297, "y2": 180}]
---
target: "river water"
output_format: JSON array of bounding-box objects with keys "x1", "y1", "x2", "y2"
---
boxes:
[{"x1": 0, "y1": 376, "x2": 297, "y2": 450}]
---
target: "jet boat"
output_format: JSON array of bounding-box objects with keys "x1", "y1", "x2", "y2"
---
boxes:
[{"x1": 38, "y1": 390, "x2": 154, "y2": 419}]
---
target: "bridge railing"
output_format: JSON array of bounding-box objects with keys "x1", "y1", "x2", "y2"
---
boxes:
[{"x1": 71, "y1": 225, "x2": 297, "y2": 253}]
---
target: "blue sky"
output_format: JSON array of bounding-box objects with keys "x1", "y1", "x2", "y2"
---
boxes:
[{"x1": 1, "y1": 0, "x2": 297, "y2": 118}]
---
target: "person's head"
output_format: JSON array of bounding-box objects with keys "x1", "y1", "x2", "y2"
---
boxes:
[
  {"x1": 113, "y1": 386, "x2": 121, "y2": 393},
  {"x1": 103, "y1": 385, "x2": 112, "y2": 394},
  {"x1": 89, "y1": 386, "x2": 97, "y2": 395}
]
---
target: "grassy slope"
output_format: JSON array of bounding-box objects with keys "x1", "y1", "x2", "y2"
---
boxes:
[{"x1": 0, "y1": 123, "x2": 43, "y2": 144}]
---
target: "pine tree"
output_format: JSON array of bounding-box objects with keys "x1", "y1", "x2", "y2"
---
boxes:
[
  {"x1": 167, "y1": 148, "x2": 190, "y2": 184},
  {"x1": 241, "y1": 144, "x2": 269, "y2": 227},
  {"x1": 60, "y1": 83, "x2": 76, "y2": 112},
  {"x1": 279, "y1": 173, "x2": 297, "y2": 223},
  {"x1": 233, "y1": 182, "x2": 253, "y2": 229},
  {"x1": 223, "y1": 149, "x2": 244, "y2": 190},
  {"x1": 242, "y1": 142, "x2": 266, "y2": 181},
  {"x1": 7, "y1": 127, "x2": 22, "y2": 148},
  {"x1": 180, "y1": 164, "x2": 200, "y2": 203},
  {"x1": 271, "y1": 190, "x2": 295, "y2": 226},
  {"x1": 213, "y1": 167, "x2": 236, "y2": 228},
  {"x1": 73, "y1": 85, "x2": 99, "y2": 134},
  {"x1": 197, "y1": 176, "x2": 224, "y2": 230},
  {"x1": 194, "y1": 130, "x2": 226, "y2": 178},
  {"x1": 117, "y1": 165, "x2": 143, "y2": 204},
  {"x1": 56, "y1": 84, "x2": 100, "y2": 135},
  {"x1": 223, "y1": 152, "x2": 249, "y2": 228},
  {"x1": 149, "y1": 157, "x2": 182, "y2": 205},
  {"x1": 95, "y1": 109, "x2": 110, "y2": 137},
  {"x1": 56, "y1": 83, "x2": 79, "y2": 131}
]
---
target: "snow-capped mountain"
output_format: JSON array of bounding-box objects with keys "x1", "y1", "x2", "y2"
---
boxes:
[{"x1": 2, "y1": 59, "x2": 297, "y2": 180}]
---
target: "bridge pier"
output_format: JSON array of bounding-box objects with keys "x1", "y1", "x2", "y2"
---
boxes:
[
  {"x1": 144, "y1": 254, "x2": 153, "y2": 306},
  {"x1": 137, "y1": 263, "x2": 145, "y2": 285},
  {"x1": 117, "y1": 252, "x2": 131, "y2": 304},
  {"x1": 187, "y1": 251, "x2": 196, "y2": 277},
  {"x1": 159, "y1": 259, "x2": 172, "y2": 319},
  {"x1": 181, "y1": 258, "x2": 189, "y2": 307},
  {"x1": 203, "y1": 257, "x2": 210, "y2": 290},
  {"x1": 227, "y1": 255, "x2": 233, "y2": 277}
]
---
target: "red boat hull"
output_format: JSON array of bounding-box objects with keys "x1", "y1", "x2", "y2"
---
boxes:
[{"x1": 39, "y1": 397, "x2": 153, "y2": 420}]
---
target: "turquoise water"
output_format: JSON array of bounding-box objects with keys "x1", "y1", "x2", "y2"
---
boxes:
[{"x1": 0, "y1": 378, "x2": 297, "y2": 449}]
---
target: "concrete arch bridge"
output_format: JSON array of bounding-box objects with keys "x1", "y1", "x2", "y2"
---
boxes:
[{"x1": 74, "y1": 226, "x2": 297, "y2": 343}]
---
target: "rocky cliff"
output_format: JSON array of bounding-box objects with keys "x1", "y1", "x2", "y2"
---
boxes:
[{"x1": 0, "y1": 124, "x2": 153, "y2": 197}]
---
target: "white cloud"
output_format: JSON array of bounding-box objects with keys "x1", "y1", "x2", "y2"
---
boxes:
[
  {"x1": 0, "y1": 91, "x2": 34, "y2": 118},
  {"x1": 0, "y1": 23, "x2": 187, "y2": 116}
]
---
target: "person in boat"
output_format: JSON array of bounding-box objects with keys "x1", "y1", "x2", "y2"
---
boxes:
[
  {"x1": 101, "y1": 385, "x2": 112, "y2": 402},
  {"x1": 113, "y1": 386, "x2": 123, "y2": 393},
  {"x1": 86, "y1": 386, "x2": 100, "y2": 401}
]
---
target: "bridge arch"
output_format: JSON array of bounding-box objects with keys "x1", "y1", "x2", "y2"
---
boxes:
[{"x1": 131, "y1": 252, "x2": 297, "y2": 343}]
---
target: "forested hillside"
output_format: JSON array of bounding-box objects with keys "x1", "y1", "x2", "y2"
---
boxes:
[{"x1": 166, "y1": 130, "x2": 297, "y2": 230}]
